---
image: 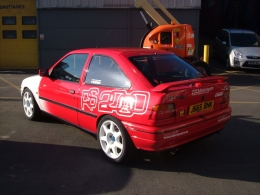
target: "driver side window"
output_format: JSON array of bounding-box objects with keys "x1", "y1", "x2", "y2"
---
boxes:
[{"x1": 51, "y1": 54, "x2": 88, "y2": 82}]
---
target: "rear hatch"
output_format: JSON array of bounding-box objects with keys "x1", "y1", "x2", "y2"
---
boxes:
[{"x1": 152, "y1": 76, "x2": 230, "y2": 123}]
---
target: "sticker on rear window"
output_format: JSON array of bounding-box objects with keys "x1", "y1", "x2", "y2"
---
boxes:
[{"x1": 91, "y1": 79, "x2": 101, "y2": 84}]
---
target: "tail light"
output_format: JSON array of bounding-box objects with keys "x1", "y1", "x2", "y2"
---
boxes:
[
  {"x1": 149, "y1": 103, "x2": 176, "y2": 120},
  {"x1": 217, "y1": 78, "x2": 225, "y2": 83},
  {"x1": 195, "y1": 82, "x2": 202, "y2": 87},
  {"x1": 222, "y1": 91, "x2": 229, "y2": 103}
]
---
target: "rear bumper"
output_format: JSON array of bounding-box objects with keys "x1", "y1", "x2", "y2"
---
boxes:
[{"x1": 123, "y1": 107, "x2": 231, "y2": 151}]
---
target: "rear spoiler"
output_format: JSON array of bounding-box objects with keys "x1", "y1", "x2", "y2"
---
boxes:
[{"x1": 152, "y1": 76, "x2": 228, "y2": 92}]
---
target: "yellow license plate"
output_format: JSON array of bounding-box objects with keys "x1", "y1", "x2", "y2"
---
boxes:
[{"x1": 189, "y1": 100, "x2": 214, "y2": 115}]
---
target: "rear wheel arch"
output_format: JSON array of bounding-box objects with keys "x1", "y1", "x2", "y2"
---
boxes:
[{"x1": 97, "y1": 114, "x2": 136, "y2": 163}]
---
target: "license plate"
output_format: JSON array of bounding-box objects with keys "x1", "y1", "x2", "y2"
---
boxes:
[
  {"x1": 248, "y1": 61, "x2": 260, "y2": 65},
  {"x1": 189, "y1": 100, "x2": 214, "y2": 115}
]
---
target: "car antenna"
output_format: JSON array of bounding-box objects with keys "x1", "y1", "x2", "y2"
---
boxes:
[{"x1": 96, "y1": 30, "x2": 111, "y2": 48}]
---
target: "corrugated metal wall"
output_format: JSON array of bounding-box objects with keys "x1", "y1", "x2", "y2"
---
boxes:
[
  {"x1": 38, "y1": 8, "x2": 200, "y2": 68},
  {"x1": 37, "y1": 0, "x2": 201, "y2": 68},
  {"x1": 37, "y1": 0, "x2": 201, "y2": 8}
]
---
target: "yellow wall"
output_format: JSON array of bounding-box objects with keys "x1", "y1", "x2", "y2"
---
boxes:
[{"x1": 0, "y1": 0, "x2": 38, "y2": 69}]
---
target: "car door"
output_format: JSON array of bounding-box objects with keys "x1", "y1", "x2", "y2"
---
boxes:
[
  {"x1": 39, "y1": 53, "x2": 88, "y2": 125},
  {"x1": 78, "y1": 54, "x2": 131, "y2": 133},
  {"x1": 221, "y1": 30, "x2": 231, "y2": 60},
  {"x1": 215, "y1": 30, "x2": 227, "y2": 60}
]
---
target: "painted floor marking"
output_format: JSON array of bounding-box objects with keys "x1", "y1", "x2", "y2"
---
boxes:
[
  {"x1": 231, "y1": 83, "x2": 260, "y2": 92},
  {"x1": 0, "y1": 76, "x2": 20, "y2": 91},
  {"x1": 243, "y1": 88, "x2": 260, "y2": 93},
  {"x1": 230, "y1": 101, "x2": 260, "y2": 104},
  {"x1": 212, "y1": 70, "x2": 260, "y2": 93},
  {"x1": 212, "y1": 68, "x2": 260, "y2": 77},
  {"x1": 0, "y1": 131, "x2": 17, "y2": 140},
  {"x1": 0, "y1": 97, "x2": 21, "y2": 100}
]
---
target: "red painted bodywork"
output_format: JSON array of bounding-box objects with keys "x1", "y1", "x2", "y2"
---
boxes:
[{"x1": 38, "y1": 48, "x2": 231, "y2": 151}]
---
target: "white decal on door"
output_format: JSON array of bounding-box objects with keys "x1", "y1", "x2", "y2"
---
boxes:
[
  {"x1": 81, "y1": 88, "x2": 150, "y2": 117},
  {"x1": 82, "y1": 88, "x2": 99, "y2": 111}
]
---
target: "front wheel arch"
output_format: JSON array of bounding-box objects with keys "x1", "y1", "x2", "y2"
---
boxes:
[
  {"x1": 22, "y1": 88, "x2": 41, "y2": 120},
  {"x1": 226, "y1": 55, "x2": 232, "y2": 69}
]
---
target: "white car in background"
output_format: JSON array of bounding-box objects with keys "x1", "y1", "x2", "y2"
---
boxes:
[{"x1": 214, "y1": 29, "x2": 260, "y2": 69}]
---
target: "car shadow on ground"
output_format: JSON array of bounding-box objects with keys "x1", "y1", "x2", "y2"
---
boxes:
[
  {"x1": 1, "y1": 115, "x2": 259, "y2": 194},
  {"x1": 130, "y1": 115, "x2": 260, "y2": 183}
]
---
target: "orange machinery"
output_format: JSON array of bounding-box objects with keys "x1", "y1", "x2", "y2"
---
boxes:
[{"x1": 134, "y1": 0, "x2": 211, "y2": 75}]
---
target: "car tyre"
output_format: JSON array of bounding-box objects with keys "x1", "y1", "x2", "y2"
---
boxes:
[
  {"x1": 97, "y1": 115, "x2": 135, "y2": 163},
  {"x1": 226, "y1": 56, "x2": 232, "y2": 70},
  {"x1": 22, "y1": 88, "x2": 41, "y2": 120},
  {"x1": 193, "y1": 60, "x2": 211, "y2": 76},
  {"x1": 212, "y1": 47, "x2": 217, "y2": 59}
]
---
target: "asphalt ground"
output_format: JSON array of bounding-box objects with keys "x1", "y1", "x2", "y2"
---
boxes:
[{"x1": 0, "y1": 58, "x2": 260, "y2": 195}]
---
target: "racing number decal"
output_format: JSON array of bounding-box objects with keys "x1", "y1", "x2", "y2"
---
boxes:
[
  {"x1": 81, "y1": 88, "x2": 150, "y2": 117},
  {"x1": 82, "y1": 88, "x2": 99, "y2": 111}
]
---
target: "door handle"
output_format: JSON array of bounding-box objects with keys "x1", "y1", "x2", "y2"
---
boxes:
[{"x1": 69, "y1": 89, "x2": 75, "y2": 94}]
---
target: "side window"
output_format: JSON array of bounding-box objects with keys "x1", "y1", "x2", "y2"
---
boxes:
[
  {"x1": 216, "y1": 31, "x2": 222, "y2": 41},
  {"x1": 216, "y1": 30, "x2": 225, "y2": 42},
  {"x1": 51, "y1": 54, "x2": 88, "y2": 82},
  {"x1": 223, "y1": 31, "x2": 229, "y2": 45},
  {"x1": 161, "y1": 32, "x2": 172, "y2": 44},
  {"x1": 85, "y1": 55, "x2": 131, "y2": 88},
  {"x1": 208, "y1": 0, "x2": 216, "y2": 7}
]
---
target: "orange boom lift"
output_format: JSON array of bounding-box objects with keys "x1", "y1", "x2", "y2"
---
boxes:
[{"x1": 134, "y1": 0, "x2": 211, "y2": 75}]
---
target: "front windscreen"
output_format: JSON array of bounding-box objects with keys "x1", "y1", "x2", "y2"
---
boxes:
[
  {"x1": 230, "y1": 33, "x2": 260, "y2": 47},
  {"x1": 129, "y1": 54, "x2": 205, "y2": 86}
]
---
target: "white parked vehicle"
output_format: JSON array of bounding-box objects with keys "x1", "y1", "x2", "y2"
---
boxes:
[{"x1": 214, "y1": 29, "x2": 260, "y2": 69}]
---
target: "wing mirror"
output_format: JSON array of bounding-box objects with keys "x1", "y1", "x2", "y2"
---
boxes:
[{"x1": 38, "y1": 69, "x2": 49, "y2": 77}]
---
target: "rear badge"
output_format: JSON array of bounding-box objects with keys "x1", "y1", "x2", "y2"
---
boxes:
[
  {"x1": 192, "y1": 87, "x2": 214, "y2": 96},
  {"x1": 180, "y1": 110, "x2": 185, "y2": 116},
  {"x1": 168, "y1": 96, "x2": 178, "y2": 101},
  {"x1": 168, "y1": 95, "x2": 185, "y2": 101}
]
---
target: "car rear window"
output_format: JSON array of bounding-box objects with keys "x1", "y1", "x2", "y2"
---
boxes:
[{"x1": 129, "y1": 54, "x2": 205, "y2": 86}]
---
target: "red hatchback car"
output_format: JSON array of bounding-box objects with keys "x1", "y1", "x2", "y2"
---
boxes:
[{"x1": 21, "y1": 48, "x2": 231, "y2": 163}]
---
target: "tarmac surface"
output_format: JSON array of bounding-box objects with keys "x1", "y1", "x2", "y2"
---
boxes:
[{"x1": 1, "y1": 52, "x2": 260, "y2": 194}]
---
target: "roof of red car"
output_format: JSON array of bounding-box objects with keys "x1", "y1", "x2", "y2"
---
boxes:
[{"x1": 69, "y1": 47, "x2": 173, "y2": 55}]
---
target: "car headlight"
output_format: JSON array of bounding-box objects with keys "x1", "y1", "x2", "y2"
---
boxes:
[{"x1": 233, "y1": 50, "x2": 245, "y2": 58}]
